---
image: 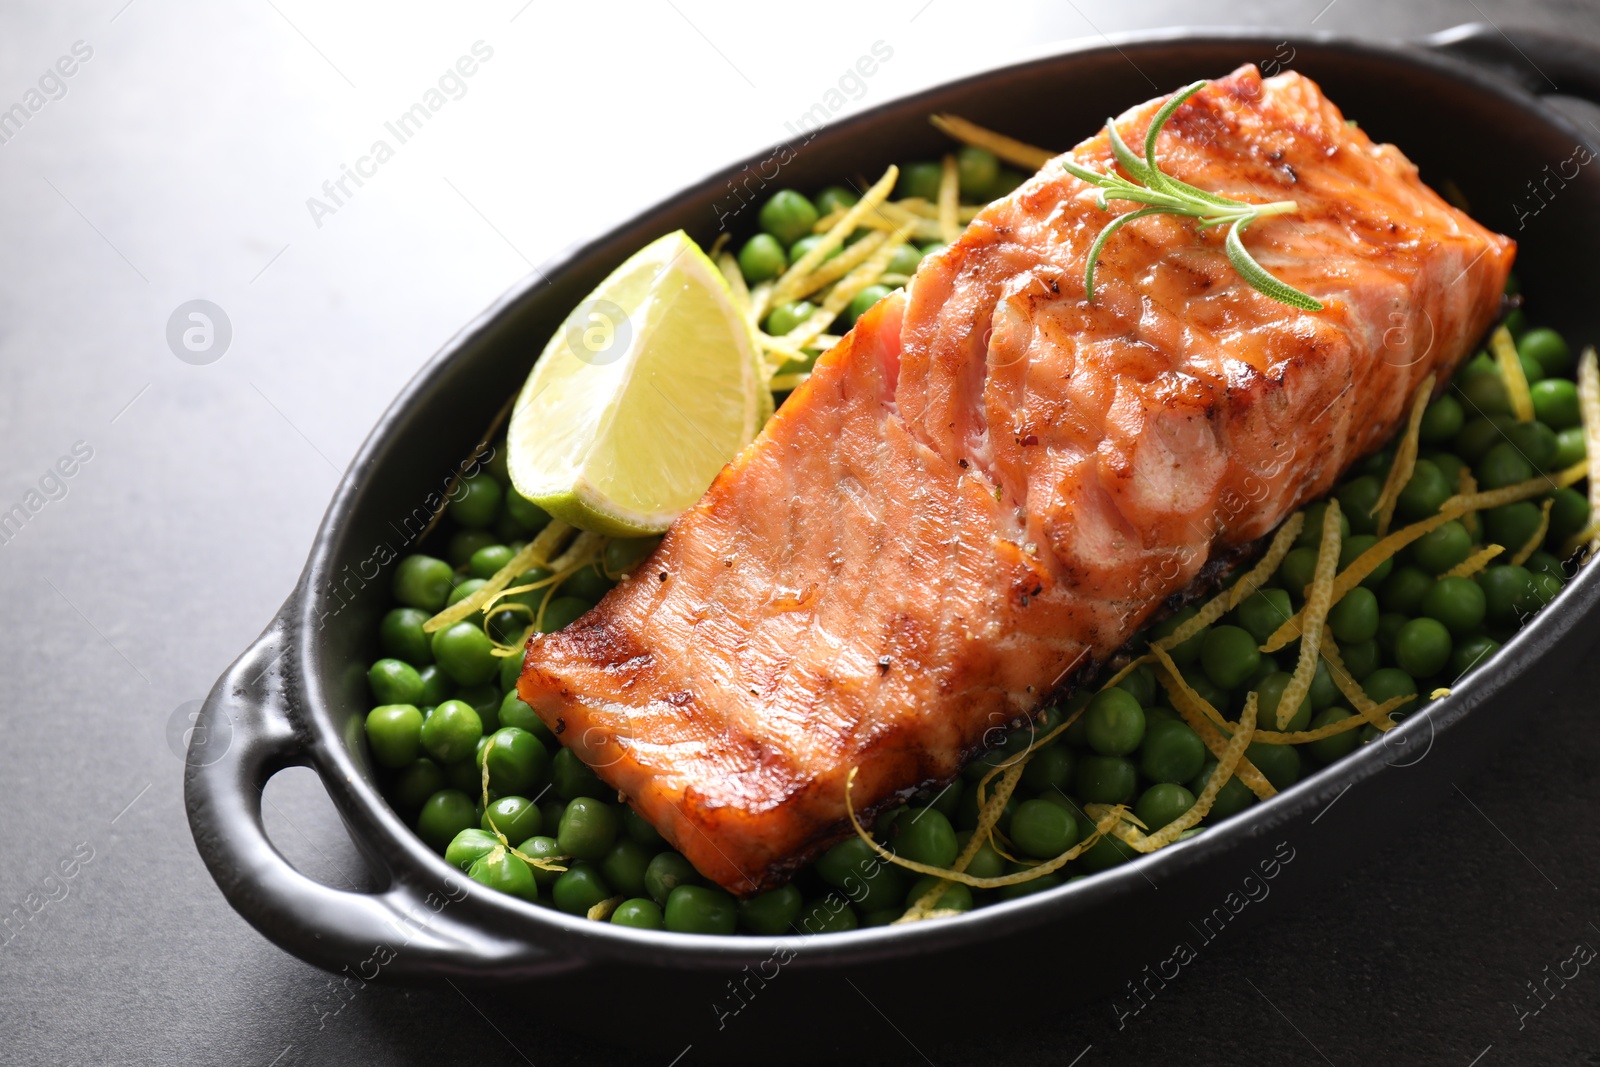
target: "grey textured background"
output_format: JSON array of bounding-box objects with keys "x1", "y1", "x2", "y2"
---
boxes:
[{"x1": 1, "y1": 1, "x2": 1598, "y2": 1064}]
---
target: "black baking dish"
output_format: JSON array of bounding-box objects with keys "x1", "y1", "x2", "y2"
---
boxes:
[{"x1": 186, "y1": 19, "x2": 1600, "y2": 1056}]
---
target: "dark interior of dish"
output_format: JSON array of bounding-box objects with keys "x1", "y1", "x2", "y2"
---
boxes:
[{"x1": 191, "y1": 34, "x2": 1600, "y2": 1036}]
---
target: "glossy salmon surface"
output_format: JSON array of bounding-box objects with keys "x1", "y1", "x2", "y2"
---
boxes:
[{"x1": 520, "y1": 66, "x2": 1515, "y2": 895}]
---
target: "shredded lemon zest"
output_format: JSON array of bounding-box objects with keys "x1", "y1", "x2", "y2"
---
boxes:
[
  {"x1": 1251, "y1": 711, "x2": 1371, "y2": 744},
  {"x1": 1561, "y1": 518, "x2": 1600, "y2": 560},
  {"x1": 1097, "y1": 653, "x2": 1155, "y2": 692},
  {"x1": 785, "y1": 230, "x2": 887, "y2": 303},
  {"x1": 1458, "y1": 468, "x2": 1480, "y2": 536},
  {"x1": 1264, "y1": 506, "x2": 1462, "y2": 651},
  {"x1": 1149, "y1": 647, "x2": 1276, "y2": 799},
  {"x1": 1371, "y1": 374, "x2": 1436, "y2": 536},
  {"x1": 847, "y1": 766, "x2": 1122, "y2": 890},
  {"x1": 1276, "y1": 500, "x2": 1342, "y2": 728},
  {"x1": 748, "y1": 280, "x2": 775, "y2": 333},
  {"x1": 769, "y1": 372, "x2": 811, "y2": 393},
  {"x1": 771, "y1": 166, "x2": 897, "y2": 306},
  {"x1": 424, "y1": 522, "x2": 573, "y2": 634},
  {"x1": 929, "y1": 113, "x2": 1054, "y2": 170},
  {"x1": 1320, "y1": 628, "x2": 1410, "y2": 732},
  {"x1": 869, "y1": 197, "x2": 984, "y2": 223},
  {"x1": 782, "y1": 222, "x2": 916, "y2": 349},
  {"x1": 1091, "y1": 693, "x2": 1258, "y2": 852},
  {"x1": 1509, "y1": 499, "x2": 1553, "y2": 566},
  {"x1": 587, "y1": 896, "x2": 625, "y2": 922},
  {"x1": 1151, "y1": 513, "x2": 1305, "y2": 653},
  {"x1": 1491, "y1": 325, "x2": 1535, "y2": 422},
  {"x1": 816, "y1": 202, "x2": 943, "y2": 242},
  {"x1": 717, "y1": 250, "x2": 750, "y2": 313},
  {"x1": 1580, "y1": 346, "x2": 1600, "y2": 556},
  {"x1": 1444, "y1": 544, "x2": 1504, "y2": 578},
  {"x1": 1431, "y1": 687, "x2": 1452, "y2": 699},
  {"x1": 938, "y1": 154, "x2": 961, "y2": 243}
]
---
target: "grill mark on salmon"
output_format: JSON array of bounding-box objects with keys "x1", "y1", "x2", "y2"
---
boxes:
[{"x1": 519, "y1": 66, "x2": 1515, "y2": 895}]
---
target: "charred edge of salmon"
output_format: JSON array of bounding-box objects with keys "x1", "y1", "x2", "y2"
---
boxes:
[{"x1": 742, "y1": 536, "x2": 1269, "y2": 894}]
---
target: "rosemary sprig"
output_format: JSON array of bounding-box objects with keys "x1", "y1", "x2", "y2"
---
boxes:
[{"x1": 1063, "y1": 80, "x2": 1323, "y2": 312}]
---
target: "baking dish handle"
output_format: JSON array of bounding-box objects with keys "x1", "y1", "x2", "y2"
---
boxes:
[
  {"x1": 1424, "y1": 22, "x2": 1600, "y2": 106},
  {"x1": 184, "y1": 614, "x2": 577, "y2": 981}
]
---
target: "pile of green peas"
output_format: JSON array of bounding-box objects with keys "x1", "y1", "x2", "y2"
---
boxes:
[
  {"x1": 367, "y1": 181, "x2": 1584, "y2": 934},
  {"x1": 735, "y1": 146, "x2": 1026, "y2": 379}
]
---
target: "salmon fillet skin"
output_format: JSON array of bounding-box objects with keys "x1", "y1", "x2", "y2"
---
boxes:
[{"x1": 519, "y1": 65, "x2": 1515, "y2": 896}]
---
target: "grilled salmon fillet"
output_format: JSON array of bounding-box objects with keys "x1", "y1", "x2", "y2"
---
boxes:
[{"x1": 519, "y1": 65, "x2": 1515, "y2": 895}]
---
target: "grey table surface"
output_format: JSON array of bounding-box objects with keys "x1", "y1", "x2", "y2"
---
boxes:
[{"x1": 3, "y1": 1, "x2": 1600, "y2": 1064}]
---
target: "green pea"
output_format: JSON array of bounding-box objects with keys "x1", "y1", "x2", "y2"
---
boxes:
[
  {"x1": 611, "y1": 898, "x2": 664, "y2": 930},
  {"x1": 456, "y1": 683, "x2": 501, "y2": 731},
  {"x1": 1076, "y1": 754, "x2": 1137, "y2": 804},
  {"x1": 1483, "y1": 502, "x2": 1543, "y2": 554},
  {"x1": 498, "y1": 647, "x2": 525, "y2": 693},
  {"x1": 1519, "y1": 327, "x2": 1571, "y2": 377},
  {"x1": 416, "y1": 789, "x2": 477, "y2": 851},
  {"x1": 552, "y1": 862, "x2": 611, "y2": 915},
  {"x1": 641, "y1": 851, "x2": 696, "y2": 905},
  {"x1": 429, "y1": 621, "x2": 498, "y2": 686},
  {"x1": 1458, "y1": 352, "x2": 1498, "y2": 379},
  {"x1": 738, "y1": 884, "x2": 803, "y2": 935},
  {"x1": 1396, "y1": 460, "x2": 1454, "y2": 522},
  {"x1": 887, "y1": 807, "x2": 958, "y2": 867},
  {"x1": 1149, "y1": 606, "x2": 1208, "y2": 666},
  {"x1": 885, "y1": 243, "x2": 923, "y2": 276},
  {"x1": 1115, "y1": 661, "x2": 1159, "y2": 706},
  {"x1": 1133, "y1": 719, "x2": 1202, "y2": 784},
  {"x1": 481, "y1": 796, "x2": 540, "y2": 843},
  {"x1": 1076, "y1": 833, "x2": 1137, "y2": 873},
  {"x1": 557, "y1": 796, "x2": 619, "y2": 861},
  {"x1": 764, "y1": 300, "x2": 816, "y2": 337},
  {"x1": 393, "y1": 758, "x2": 445, "y2": 811},
  {"x1": 1528, "y1": 379, "x2": 1580, "y2": 430},
  {"x1": 1310, "y1": 658, "x2": 1341, "y2": 711},
  {"x1": 508, "y1": 835, "x2": 560, "y2": 889},
  {"x1": 841, "y1": 284, "x2": 893, "y2": 330},
  {"x1": 447, "y1": 579, "x2": 487, "y2": 623},
  {"x1": 787, "y1": 234, "x2": 840, "y2": 267},
  {"x1": 1083, "y1": 688, "x2": 1146, "y2": 755},
  {"x1": 1328, "y1": 587, "x2": 1380, "y2": 643},
  {"x1": 496, "y1": 691, "x2": 551, "y2": 746},
  {"x1": 759, "y1": 190, "x2": 819, "y2": 247},
  {"x1": 449, "y1": 474, "x2": 503, "y2": 529},
  {"x1": 380, "y1": 607, "x2": 434, "y2": 665},
  {"x1": 663, "y1": 885, "x2": 737, "y2": 935},
  {"x1": 1190, "y1": 760, "x2": 1255, "y2": 820},
  {"x1": 797, "y1": 898, "x2": 858, "y2": 934},
  {"x1": 1504, "y1": 308, "x2": 1529, "y2": 337},
  {"x1": 1505, "y1": 421, "x2": 1559, "y2": 470},
  {"x1": 1418, "y1": 577, "x2": 1484, "y2": 637},
  {"x1": 599, "y1": 839, "x2": 653, "y2": 899},
  {"x1": 1478, "y1": 564, "x2": 1537, "y2": 626},
  {"x1": 1453, "y1": 414, "x2": 1516, "y2": 464},
  {"x1": 997, "y1": 865, "x2": 1065, "y2": 901},
  {"x1": 1529, "y1": 570, "x2": 1563, "y2": 608},
  {"x1": 985, "y1": 167, "x2": 1028, "y2": 200},
  {"x1": 602, "y1": 537, "x2": 660, "y2": 578},
  {"x1": 1183, "y1": 668, "x2": 1231, "y2": 716},
  {"x1": 445, "y1": 827, "x2": 500, "y2": 872},
  {"x1": 1253, "y1": 672, "x2": 1312, "y2": 733},
  {"x1": 1426, "y1": 451, "x2": 1465, "y2": 491},
  {"x1": 1363, "y1": 667, "x2": 1418, "y2": 710},
  {"x1": 538, "y1": 596, "x2": 591, "y2": 633},
  {"x1": 1408, "y1": 522, "x2": 1472, "y2": 577},
  {"x1": 1008, "y1": 798, "x2": 1078, "y2": 859},
  {"x1": 1449, "y1": 634, "x2": 1500, "y2": 678},
  {"x1": 1021, "y1": 744, "x2": 1076, "y2": 792},
  {"x1": 896, "y1": 161, "x2": 943, "y2": 201},
  {"x1": 1477, "y1": 441, "x2": 1534, "y2": 490},
  {"x1": 952, "y1": 830, "x2": 1007, "y2": 879},
  {"x1": 814, "y1": 185, "x2": 859, "y2": 216},
  {"x1": 1304, "y1": 708, "x2": 1359, "y2": 764},
  {"x1": 905, "y1": 876, "x2": 975, "y2": 913},
  {"x1": 500, "y1": 487, "x2": 549, "y2": 535},
  {"x1": 622, "y1": 806, "x2": 666, "y2": 847},
  {"x1": 365, "y1": 704, "x2": 423, "y2": 768},
  {"x1": 1375, "y1": 612, "x2": 1408, "y2": 658},
  {"x1": 1525, "y1": 550, "x2": 1566, "y2": 582},
  {"x1": 1549, "y1": 487, "x2": 1590, "y2": 545},
  {"x1": 1418, "y1": 394, "x2": 1464, "y2": 444},
  {"x1": 466, "y1": 545, "x2": 513, "y2": 582},
  {"x1": 560, "y1": 564, "x2": 613, "y2": 603},
  {"x1": 1456, "y1": 370, "x2": 1511, "y2": 417},
  {"x1": 952, "y1": 145, "x2": 999, "y2": 199},
  {"x1": 550, "y1": 746, "x2": 607, "y2": 800},
  {"x1": 419, "y1": 699, "x2": 481, "y2": 763},
  {"x1": 1338, "y1": 476, "x2": 1384, "y2": 535},
  {"x1": 737, "y1": 233, "x2": 787, "y2": 284},
  {"x1": 1382, "y1": 563, "x2": 1433, "y2": 614},
  {"x1": 1234, "y1": 588, "x2": 1292, "y2": 644},
  {"x1": 1296, "y1": 501, "x2": 1351, "y2": 547},
  {"x1": 392, "y1": 554, "x2": 454, "y2": 611},
  {"x1": 1394, "y1": 618, "x2": 1451, "y2": 678},
  {"x1": 1553, "y1": 426, "x2": 1587, "y2": 470},
  {"x1": 1341, "y1": 638, "x2": 1381, "y2": 681},
  {"x1": 1339, "y1": 535, "x2": 1393, "y2": 590},
  {"x1": 921, "y1": 241, "x2": 949, "y2": 257},
  {"x1": 1243, "y1": 742, "x2": 1301, "y2": 790},
  {"x1": 1135, "y1": 783, "x2": 1196, "y2": 831},
  {"x1": 1279, "y1": 546, "x2": 1320, "y2": 601},
  {"x1": 468, "y1": 848, "x2": 537, "y2": 902},
  {"x1": 481, "y1": 727, "x2": 548, "y2": 795},
  {"x1": 1199, "y1": 625, "x2": 1261, "y2": 691}
]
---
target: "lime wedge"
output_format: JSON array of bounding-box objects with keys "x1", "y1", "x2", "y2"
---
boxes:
[{"x1": 507, "y1": 230, "x2": 768, "y2": 537}]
